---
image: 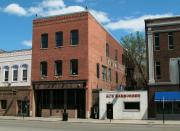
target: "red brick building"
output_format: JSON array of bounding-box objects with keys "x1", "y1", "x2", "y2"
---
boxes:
[
  {"x1": 31, "y1": 11, "x2": 125, "y2": 118},
  {"x1": 145, "y1": 17, "x2": 180, "y2": 119}
]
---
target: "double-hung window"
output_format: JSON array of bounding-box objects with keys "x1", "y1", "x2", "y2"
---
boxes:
[
  {"x1": 41, "y1": 33, "x2": 48, "y2": 48},
  {"x1": 70, "y1": 59, "x2": 78, "y2": 75},
  {"x1": 56, "y1": 32, "x2": 63, "y2": 47},
  {"x1": 154, "y1": 33, "x2": 160, "y2": 50},
  {"x1": 168, "y1": 32, "x2": 174, "y2": 50},
  {"x1": 40, "y1": 61, "x2": 48, "y2": 76},
  {"x1": 71, "y1": 30, "x2": 79, "y2": 45}
]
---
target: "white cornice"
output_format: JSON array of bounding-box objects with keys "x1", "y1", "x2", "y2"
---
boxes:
[
  {"x1": 147, "y1": 21, "x2": 180, "y2": 27},
  {"x1": 0, "y1": 50, "x2": 32, "y2": 58}
]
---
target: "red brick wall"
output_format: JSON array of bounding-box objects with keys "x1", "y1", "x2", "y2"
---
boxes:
[
  {"x1": 87, "y1": 14, "x2": 125, "y2": 113},
  {"x1": 146, "y1": 17, "x2": 180, "y2": 118},
  {"x1": 32, "y1": 11, "x2": 125, "y2": 117},
  {"x1": 32, "y1": 12, "x2": 89, "y2": 82},
  {"x1": 153, "y1": 30, "x2": 180, "y2": 82},
  {"x1": 88, "y1": 13, "x2": 125, "y2": 91}
]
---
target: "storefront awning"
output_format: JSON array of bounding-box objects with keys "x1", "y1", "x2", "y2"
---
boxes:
[{"x1": 154, "y1": 92, "x2": 180, "y2": 102}]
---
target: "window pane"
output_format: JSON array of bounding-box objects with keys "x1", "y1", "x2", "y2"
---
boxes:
[
  {"x1": 40, "y1": 62, "x2": 47, "y2": 76},
  {"x1": 108, "y1": 68, "x2": 111, "y2": 82},
  {"x1": 102, "y1": 65, "x2": 107, "y2": 81},
  {"x1": 168, "y1": 32, "x2": 174, "y2": 49},
  {"x1": 71, "y1": 30, "x2": 79, "y2": 45},
  {"x1": 41, "y1": 34, "x2": 48, "y2": 48},
  {"x1": 23, "y1": 69, "x2": 27, "y2": 81},
  {"x1": 156, "y1": 102, "x2": 173, "y2": 114},
  {"x1": 56, "y1": 32, "x2": 63, "y2": 47},
  {"x1": 4, "y1": 70, "x2": 9, "y2": 81},
  {"x1": 67, "y1": 90, "x2": 75, "y2": 109},
  {"x1": 96, "y1": 63, "x2": 100, "y2": 78},
  {"x1": 13, "y1": 69, "x2": 18, "y2": 81},
  {"x1": 42, "y1": 90, "x2": 50, "y2": 109},
  {"x1": 1, "y1": 100, "x2": 7, "y2": 109},
  {"x1": 174, "y1": 102, "x2": 180, "y2": 114},
  {"x1": 116, "y1": 72, "x2": 118, "y2": 83},
  {"x1": 70, "y1": 59, "x2": 78, "y2": 75},
  {"x1": 55, "y1": 60, "x2": 62, "y2": 76},
  {"x1": 155, "y1": 62, "x2": 161, "y2": 79},
  {"x1": 124, "y1": 102, "x2": 140, "y2": 110},
  {"x1": 154, "y1": 33, "x2": 160, "y2": 50},
  {"x1": 53, "y1": 90, "x2": 64, "y2": 109}
]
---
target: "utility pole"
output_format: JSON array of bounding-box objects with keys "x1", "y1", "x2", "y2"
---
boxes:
[{"x1": 162, "y1": 96, "x2": 165, "y2": 124}]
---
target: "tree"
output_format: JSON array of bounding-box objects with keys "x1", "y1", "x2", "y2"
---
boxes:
[{"x1": 121, "y1": 31, "x2": 147, "y2": 90}]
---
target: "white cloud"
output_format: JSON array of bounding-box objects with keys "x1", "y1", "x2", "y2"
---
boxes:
[
  {"x1": 40, "y1": 0, "x2": 65, "y2": 9},
  {"x1": 106, "y1": 13, "x2": 173, "y2": 32},
  {"x1": 39, "y1": 6, "x2": 85, "y2": 17},
  {"x1": 90, "y1": 10, "x2": 110, "y2": 23},
  {"x1": 2, "y1": 0, "x2": 110, "y2": 24},
  {"x1": 28, "y1": 7, "x2": 43, "y2": 15},
  {"x1": 4, "y1": 3, "x2": 27, "y2": 16},
  {"x1": 22, "y1": 40, "x2": 32, "y2": 47}
]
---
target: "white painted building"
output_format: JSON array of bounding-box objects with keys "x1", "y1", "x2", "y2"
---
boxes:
[
  {"x1": 0, "y1": 49, "x2": 32, "y2": 116},
  {"x1": 99, "y1": 91, "x2": 148, "y2": 120},
  {"x1": 0, "y1": 50, "x2": 32, "y2": 87}
]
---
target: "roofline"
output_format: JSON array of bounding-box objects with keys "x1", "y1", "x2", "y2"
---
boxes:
[
  {"x1": 34, "y1": 10, "x2": 88, "y2": 21},
  {"x1": 1, "y1": 49, "x2": 32, "y2": 53},
  {"x1": 33, "y1": 10, "x2": 123, "y2": 48},
  {"x1": 87, "y1": 11, "x2": 123, "y2": 47},
  {"x1": 145, "y1": 15, "x2": 180, "y2": 22}
]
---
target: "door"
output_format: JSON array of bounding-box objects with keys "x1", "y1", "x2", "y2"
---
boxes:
[
  {"x1": 107, "y1": 103, "x2": 113, "y2": 119},
  {"x1": 77, "y1": 89, "x2": 86, "y2": 118},
  {"x1": 36, "y1": 90, "x2": 42, "y2": 117},
  {"x1": 17, "y1": 100, "x2": 30, "y2": 116}
]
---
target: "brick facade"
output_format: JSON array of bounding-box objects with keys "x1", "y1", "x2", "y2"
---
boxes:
[
  {"x1": 145, "y1": 17, "x2": 180, "y2": 118},
  {"x1": 31, "y1": 11, "x2": 125, "y2": 118},
  {"x1": 0, "y1": 50, "x2": 31, "y2": 116}
]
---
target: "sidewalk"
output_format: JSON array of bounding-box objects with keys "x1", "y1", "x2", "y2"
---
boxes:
[{"x1": 0, "y1": 116, "x2": 180, "y2": 125}]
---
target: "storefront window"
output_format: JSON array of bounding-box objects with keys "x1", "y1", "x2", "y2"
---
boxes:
[
  {"x1": 124, "y1": 102, "x2": 140, "y2": 111},
  {"x1": 156, "y1": 102, "x2": 180, "y2": 114},
  {"x1": 1, "y1": 100, "x2": 7, "y2": 109}
]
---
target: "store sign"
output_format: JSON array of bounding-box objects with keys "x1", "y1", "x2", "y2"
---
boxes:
[{"x1": 106, "y1": 94, "x2": 140, "y2": 98}]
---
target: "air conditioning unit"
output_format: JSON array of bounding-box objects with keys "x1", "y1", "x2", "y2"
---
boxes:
[{"x1": 169, "y1": 58, "x2": 180, "y2": 84}]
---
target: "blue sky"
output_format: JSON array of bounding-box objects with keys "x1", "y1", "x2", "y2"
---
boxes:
[{"x1": 0, "y1": 0, "x2": 180, "y2": 51}]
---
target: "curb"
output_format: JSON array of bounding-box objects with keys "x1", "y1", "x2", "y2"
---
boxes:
[{"x1": 0, "y1": 117, "x2": 179, "y2": 125}]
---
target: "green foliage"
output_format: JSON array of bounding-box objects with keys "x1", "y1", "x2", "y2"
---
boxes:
[{"x1": 121, "y1": 31, "x2": 147, "y2": 90}]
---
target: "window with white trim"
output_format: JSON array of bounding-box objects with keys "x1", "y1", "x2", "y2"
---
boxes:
[
  {"x1": 12, "y1": 65, "x2": 18, "y2": 81},
  {"x1": 124, "y1": 102, "x2": 140, "y2": 111},
  {"x1": 3, "y1": 66, "x2": 9, "y2": 82},
  {"x1": 22, "y1": 64, "x2": 28, "y2": 81}
]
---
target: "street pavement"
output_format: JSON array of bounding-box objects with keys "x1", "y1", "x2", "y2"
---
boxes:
[
  {"x1": 0, "y1": 119, "x2": 180, "y2": 131},
  {"x1": 0, "y1": 116, "x2": 180, "y2": 125}
]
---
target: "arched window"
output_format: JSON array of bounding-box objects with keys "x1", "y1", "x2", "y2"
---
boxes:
[
  {"x1": 22, "y1": 64, "x2": 28, "y2": 81},
  {"x1": 12, "y1": 65, "x2": 18, "y2": 82},
  {"x1": 3, "y1": 66, "x2": 9, "y2": 82}
]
